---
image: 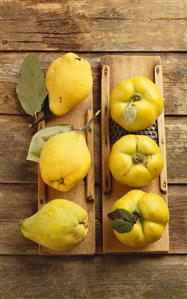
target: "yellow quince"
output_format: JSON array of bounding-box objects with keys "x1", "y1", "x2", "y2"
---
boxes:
[
  {"x1": 20, "y1": 199, "x2": 88, "y2": 252},
  {"x1": 109, "y1": 134, "x2": 163, "y2": 187},
  {"x1": 110, "y1": 76, "x2": 163, "y2": 131},
  {"x1": 46, "y1": 52, "x2": 93, "y2": 116},
  {"x1": 108, "y1": 190, "x2": 169, "y2": 248},
  {"x1": 39, "y1": 130, "x2": 91, "y2": 192}
]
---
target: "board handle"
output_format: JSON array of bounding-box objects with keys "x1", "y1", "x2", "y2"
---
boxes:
[
  {"x1": 85, "y1": 109, "x2": 95, "y2": 202},
  {"x1": 101, "y1": 65, "x2": 111, "y2": 194},
  {"x1": 154, "y1": 64, "x2": 168, "y2": 193},
  {"x1": 37, "y1": 111, "x2": 46, "y2": 209}
]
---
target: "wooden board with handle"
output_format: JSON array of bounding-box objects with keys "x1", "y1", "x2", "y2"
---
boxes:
[
  {"x1": 101, "y1": 55, "x2": 169, "y2": 254},
  {"x1": 38, "y1": 93, "x2": 95, "y2": 255}
]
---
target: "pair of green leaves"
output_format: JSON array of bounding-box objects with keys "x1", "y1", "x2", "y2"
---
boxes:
[
  {"x1": 16, "y1": 54, "x2": 47, "y2": 117},
  {"x1": 108, "y1": 209, "x2": 138, "y2": 233}
]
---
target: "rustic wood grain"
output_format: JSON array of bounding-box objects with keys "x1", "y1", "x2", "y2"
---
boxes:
[
  {"x1": 168, "y1": 185, "x2": 187, "y2": 253},
  {"x1": 0, "y1": 115, "x2": 37, "y2": 183},
  {"x1": 0, "y1": 255, "x2": 187, "y2": 299},
  {"x1": 1, "y1": 115, "x2": 186, "y2": 184},
  {"x1": 0, "y1": 184, "x2": 38, "y2": 255},
  {"x1": 0, "y1": 183, "x2": 187, "y2": 254},
  {"x1": 163, "y1": 55, "x2": 187, "y2": 115},
  {"x1": 165, "y1": 117, "x2": 187, "y2": 184},
  {"x1": 0, "y1": 53, "x2": 187, "y2": 115},
  {"x1": 0, "y1": 0, "x2": 186, "y2": 296},
  {"x1": 0, "y1": 1, "x2": 187, "y2": 51}
]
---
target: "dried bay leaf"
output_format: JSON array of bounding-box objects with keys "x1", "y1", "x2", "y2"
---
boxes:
[
  {"x1": 16, "y1": 54, "x2": 47, "y2": 116},
  {"x1": 27, "y1": 125, "x2": 73, "y2": 163}
]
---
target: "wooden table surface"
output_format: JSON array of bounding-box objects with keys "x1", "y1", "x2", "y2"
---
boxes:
[{"x1": 0, "y1": 1, "x2": 187, "y2": 298}]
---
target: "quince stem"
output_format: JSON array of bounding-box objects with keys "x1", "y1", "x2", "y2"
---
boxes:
[
  {"x1": 130, "y1": 92, "x2": 142, "y2": 102},
  {"x1": 29, "y1": 113, "x2": 45, "y2": 128},
  {"x1": 78, "y1": 110, "x2": 101, "y2": 132}
]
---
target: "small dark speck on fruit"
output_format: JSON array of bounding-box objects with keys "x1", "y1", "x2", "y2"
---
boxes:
[{"x1": 59, "y1": 178, "x2": 64, "y2": 185}]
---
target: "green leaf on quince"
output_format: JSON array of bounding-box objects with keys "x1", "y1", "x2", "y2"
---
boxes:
[
  {"x1": 27, "y1": 125, "x2": 73, "y2": 163},
  {"x1": 16, "y1": 54, "x2": 47, "y2": 117},
  {"x1": 122, "y1": 101, "x2": 137, "y2": 125},
  {"x1": 108, "y1": 209, "x2": 136, "y2": 233}
]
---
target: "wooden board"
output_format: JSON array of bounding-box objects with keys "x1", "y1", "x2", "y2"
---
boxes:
[
  {"x1": 1, "y1": 255, "x2": 187, "y2": 299},
  {"x1": 38, "y1": 93, "x2": 95, "y2": 255},
  {"x1": 101, "y1": 55, "x2": 169, "y2": 253},
  {"x1": 0, "y1": 1, "x2": 187, "y2": 51}
]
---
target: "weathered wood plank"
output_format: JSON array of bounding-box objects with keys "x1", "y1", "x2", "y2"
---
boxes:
[
  {"x1": 0, "y1": 0, "x2": 187, "y2": 51},
  {"x1": 168, "y1": 185, "x2": 187, "y2": 253},
  {"x1": 0, "y1": 53, "x2": 187, "y2": 115},
  {"x1": 0, "y1": 255, "x2": 186, "y2": 299},
  {"x1": 0, "y1": 115, "x2": 37, "y2": 183},
  {"x1": 0, "y1": 184, "x2": 38, "y2": 255},
  {"x1": 165, "y1": 117, "x2": 187, "y2": 184},
  {"x1": 0, "y1": 183, "x2": 186, "y2": 254},
  {"x1": 163, "y1": 55, "x2": 187, "y2": 115},
  {"x1": 1, "y1": 115, "x2": 187, "y2": 184}
]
